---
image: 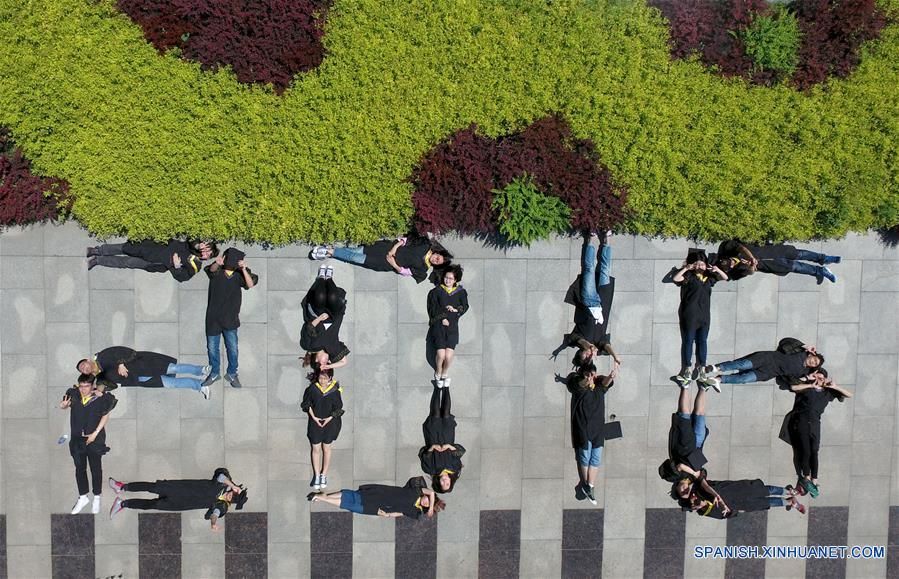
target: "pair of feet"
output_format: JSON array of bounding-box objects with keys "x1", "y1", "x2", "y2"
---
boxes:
[
  {"x1": 71, "y1": 494, "x2": 102, "y2": 515},
  {"x1": 434, "y1": 374, "x2": 452, "y2": 388},
  {"x1": 108, "y1": 477, "x2": 127, "y2": 519},
  {"x1": 309, "y1": 474, "x2": 329, "y2": 491},
  {"x1": 200, "y1": 373, "x2": 242, "y2": 401},
  {"x1": 316, "y1": 264, "x2": 334, "y2": 279},
  {"x1": 816, "y1": 266, "x2": 838, "y2": 285},
  {"x1": 675, "y1": 366, "x2": 721, "y2": 393},
  {"x1": 576, "y1": 481, "x2": 597, "y2": 506},
  {"x1": 794, "y1": 478, "x2": 820, "y2": 498}
]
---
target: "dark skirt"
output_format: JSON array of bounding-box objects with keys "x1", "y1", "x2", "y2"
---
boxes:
[
  {"x1": 307, "y1": 416, "x2": 342, "y2": 445},
  {"x1": 423, "y1": 416, "x2": 456, "y2": 446},
  {"x1": 428, "y1": 323, "x2": 459, "y2": 349}
]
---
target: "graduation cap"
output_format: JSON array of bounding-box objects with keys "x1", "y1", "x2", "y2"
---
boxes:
[
  {"x1": 233, "y1": 486, "x2": 249, "y2": 510},
  {"x1": 223, "y1": 248, "x2": 245, "y2": 270}
]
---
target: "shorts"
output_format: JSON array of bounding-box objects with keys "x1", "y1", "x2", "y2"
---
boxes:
[
  {"x1": 339, "y1": 490, "x2": 363, "y2": 514},
  {"x1": 428, "y1": 324, "x2": 459, "y2": 350},
  {"x1": 575, "y1": 441, "x2": 603, "y2": 467}
]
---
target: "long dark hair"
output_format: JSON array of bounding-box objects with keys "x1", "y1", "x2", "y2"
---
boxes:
[{"x1": 431, "y1": 468, "x2": 462, "y2": 494}]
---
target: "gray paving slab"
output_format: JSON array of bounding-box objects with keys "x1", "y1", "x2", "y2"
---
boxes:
[
  {"x1": 483, "y1": 323, "x2": 526, "y2": 387},
  {"x1": 89, "y1": 289, "x2": 133, "y2": 352},
  {"x1": 858, "y1": 291, "x2": 898, "y2": 354},
  {"x1": 1, "y1": 256, "x2": 44, "y2": 289},
  {"x1": 483, "y1": 259, "x2": 527, "y2": 323},
  {"x1": 862, "y1": 260, "x2": 899, "y2": 291},
  {"x1": 224, "y1": 388, "x2": 268, "y2": 450},
  {"x1": 1, "y1": 355, "x2": 47, "y2": 419},
  {"x1": 1, "y1": 289, "x2": 45, "y2": 354},
  {"x1": 134, "y1": 269, "x2": 179, "y2": 322}
]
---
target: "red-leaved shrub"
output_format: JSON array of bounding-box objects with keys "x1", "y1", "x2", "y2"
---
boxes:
[
  {"x1": 411, "y1": 115, "x2": 628, "y2": 236},
  {"x1": 792, "y1": 0, "x2": 887, "y2": 90},
  {"x1": 116, "y1": 0, "x2": 330, "y2": 94},
  {"x1": 649, "y1": 0, "x2": 887, "y2": 89},
  {"x1": 0, "y1": 129, "x2": 72, "y2": 227}
]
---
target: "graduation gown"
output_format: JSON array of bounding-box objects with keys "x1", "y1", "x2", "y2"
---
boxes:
[
  {"x1": 142, "y1": 468, "x2": 235, "y2": 519},
  {"x1": 676, "y1": 272, "x2": 715, "y2": 331},
  {"x1": 300, "y1": 282, "x2": 350, "y2": 362},
  {"x1": 418, "y1": 445, "x2": 466, "y2": 475},
  {"x1": 668, "y1": 413, "x2": 708, "y2": 472},
  {"x1": 362, "y1": 238, "x2": 433, "y2": 284},
  {"x1": 358, "y1": 477, "x2": 427, "y2": 518},
  {"x1": 426, "y1": 285, "x2": 469, "y2": 349},
  {"x1": 565, "y1": 277, "x2": 615, "y2": 347},
  {"x1": 697, "y1": 479, "x2": 772, "y2": 518},
  {"x1": 567, "y1": 374, "x2": 610, "y2": 449},
  {"x1": 95, "y1": 347, "x2": 176, "y2": 388},
  {"x1": 205, "y1": 264, "x2": 257, "y2": 335},
  {"x1": 66, "y1": 388, "x2": 117, "y2": 458},
  {"x1": 422, "y1": 415, "x2": 457, "y2": 446},
  {"x1": 300, "y1": 381, "x2": 344, "y2": 444},
  {"x1": 123, "y1": 239, "x2": 203, "y2": 282},
  {"x1": 716, "y1": 240, "x2": 803, "y2": 279}
]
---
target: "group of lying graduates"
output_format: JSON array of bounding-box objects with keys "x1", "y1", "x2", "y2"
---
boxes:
[
  {"x1": 60, "y1": 232, "x2": 852, "y2": 525},
  {"x1": 659, "y1": 240, "x2": 853, "y2": 518}
]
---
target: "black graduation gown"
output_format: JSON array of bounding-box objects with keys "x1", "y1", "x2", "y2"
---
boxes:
[
  {"x1": 66, "y1": 388, "x2": 117, "y2": 458},
  {"x1": 676, "y1": 272, "x2": 715, "y2": 331},
  {"x1": 698, "y1": 479, "x2": 772, "y2": 518},
  {"x1": 145, "y1": 468, "x2": 233, "y2": 519},
  {"x1": 302, "y1": 278, "x2": 347, "y2": 320},
  {"x1": 716, "y1": 240, "x2": 802, "y2": 279},
  {"x1": 422, "y1": 415, "x2": 457, "y2": 446},
  {"x1": 565, "y1": 277, "x2": 615, "y2": 347},
  {"x1": 427, "y1": 285, "x2": 469, "y2": 349},
  {"x1": 95, "y1": 347, "x2": 176, "y2": 388},
  {"x1": 205, "y1": 265, "x2": 257, "y2": 335},
  {"x1": 668, "y1": 413, "x2": 708, "y2": 472},
  {"x1": 567, "y1": 374, "x2": 609, "y2": 449},
  {"x1": 122, "y1": 239, "x2": 203, "y2": 282},
  {"x1": 300, "y1": 381, "x2": 344, "y2": 444},
  {"x1": 358, "y1": 477, "x2": 427, "y2": 518},
  {"x1": 742, "y1": 350, "x2": 808, "y2": 382},
  {"x1": 300, "y1": 319, "x2": 350, "y2": 363},
  {"x1": 418, "y1": 445, "x2": 466, "y2": 475},
  {"x1": 362, "y1": 238, "x2": 433, "y2": 284},
  {"x1": 778, "y1": 388, "x2": 840, "y2": 446}
]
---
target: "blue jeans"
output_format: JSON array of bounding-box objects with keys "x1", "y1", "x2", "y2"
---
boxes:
[
  {"x1": 788, "y1": 260, "x2": 822, "y2": 277},
  {"x1": 581, "y1": 243, "x2": 612, "y2": 308},
  {"x1": 207, "y1": 330, "x2": 239, "y2": 376},
  {"x1": 766, "y1": 485, "x2": 786, "y2": 508},
  {"x1": 677, "y1": 412, "x2": 707, "y2": 448},
  {"x1": 166, "y1": 363, "x2": 206, "y2": 375},
  {"x1": 138, "y1": 365, "x2": 204, "y2": 390},
  {"x1": 575, "y1": 441, "x2": 603, "y2": 467},
  {"x1": 339, "y1": 490, "x2": 364, "y2": 514},
  {"x1": 717, "y1": 358, "x2": 753, "y2": 373},
  {"x1": 680, "y1": 325, "x2": 710, "y2": 368},
  {"x1": 795, "y1": 249, "x2": 825, "y2": 264},
  {"x1": 332, "y1": 246, "x2": 366, "y2": 265},
  {"x1": 718, "y1": 357, "x2": 758, "y2": 384}
]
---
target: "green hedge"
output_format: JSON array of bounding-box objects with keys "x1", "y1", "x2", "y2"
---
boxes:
[{"x1": 0, "y1": 0, "x2": 897, "y2": 243}]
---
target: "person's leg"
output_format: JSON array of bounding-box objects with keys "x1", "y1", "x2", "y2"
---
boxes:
[
  {"x1": 206, "y1": 334, "x2": 222, "y2": 377},
  {"x1": 795, "y1": 249, "x2": 840, "y2": 265},
  {"x1": 440, "y1": 387, "x2": 452, "y2": 418},
  {"x1": 789, "y1": 260, "x2": 820, "y2": 277},
  {"x1": 766, "y1": 485, "x2": 785, "y2": 496},
  {"x1": 311, "y1": 443, "x2": 322, "y2": 477},
  {"x1": 73, "y1": 452, "x2": 89, "y2": 496},
  {"x1": 443, "y1": 348, "x2": 455, "y2": 376},
  {"x1": 96, "y1": 243, "x2": 126, "y2": 256},
  {"x1": 587, "y1": 466, "x2": 600, "y2": 487},
  {"x1": 435, "y1": 349, "x2": 446, "y2": 378},
  {"x1": 768, "y1": 497, "x2": 785, "y2": 508},
  {"x1": 331, "y1": 246, "x2": 367, "y2": 265},
  {"x1": 88, "y1": 453, "x2": 103, "y2": 496},
  {"x1": 717, "y1": 358, "x2": 754, "y2": 373},
  {"x1": 580, "y1": 240, "x2": 601, "y2": 309},
  {"x1": 94, "y1": 255, "x2": 155, "y2": 269},
  {"x1": 810, "y1": 438, "x2": 819, "y2": 481},
  {"x1": 679, "y1": 325, "x2": 694, "y2": 373},
  {"x1": 166, "y1": 362, "x2": 206, "y2": 376},
  {"x1": 597, "y1": 243, "x2": 612, "y2": 287},
  {"x1": 575, "y1": 447, "x2": 590, "y2": 483},
  {"x1": 160, "y1": 375, "x2": 203, "y2": 391},
  {"x1": 695, "y1": 326, "x2": 710, "y2": 368},
  {"x1": 123, "y1": 481, "x2": 157, "y2": 493},
  {"x1": 692, "y1": 413, "x2": 707, "y2": 449},
  {"x1": 223, "y1": 329, "x2": 239, "y2": 377},
  {"x1": 316, "y1": 491, "x2": 344, "y2": 508},
  {"x1": 322, "y1": 443, "x2": 332, "y2": 476},
  {"x1": 429, "y1": 384, "x2": 441, "y2": 417},
  {"x1": 678, "y1": 387, "x2": 691, "y2": 415},
  {"x1": 587, "y1": 446, "x2": 603, "y2": 485},
  {"x1": 121, "y1": 498, "x2": 160, "y2": 510},
  {"x1": 720, "y1": 371, "x2": 759, "y2": 384}
]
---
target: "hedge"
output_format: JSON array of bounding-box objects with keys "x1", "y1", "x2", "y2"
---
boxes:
[
  {"x1": 0, "y1": 128, "x2": 71, "y2": 227},
  {"x1": 0, "y1": 0, "x2": 897, "y2": 243}
]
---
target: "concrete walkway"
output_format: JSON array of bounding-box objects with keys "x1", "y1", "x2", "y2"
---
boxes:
[{"x1": 1, "y1": 222, "x2": 897, "y2": 578}]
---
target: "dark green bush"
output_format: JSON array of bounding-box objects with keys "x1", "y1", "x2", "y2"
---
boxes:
[
  {"x1": 739, "y1": 7, "x2": 802, "y2": 76},
  {"x1": 0, "y1": 0, "x2": 897, "y2": 243},
  {"x1": 492, "y1": 175, "x2": 571, "y2": 246}
]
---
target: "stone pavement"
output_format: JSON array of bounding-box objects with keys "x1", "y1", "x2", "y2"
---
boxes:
[{"x1": 1, "y1": 222, "x2": 897, "y2": 578}]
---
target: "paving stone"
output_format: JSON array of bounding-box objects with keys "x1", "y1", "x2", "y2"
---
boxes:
[
  {"x1": 483, "y1": 323, "x2": 526, "y2": 387},
  {"x1": 822, "y1": 232, "x2": 895, "y2": 260},
  {"x1": 858, "y1": 292, "x2": 898, "y2": 354},
  {"x1": 436, "y1": 479, "x2": 480, "y2": 544},
  {"x1": 354, "y1": 418, "x2": 397, "y2": 481},
  {"x1": 603, "y1": 478, "x2": 645, "y2": 539},
  {"x1": 397, "y1": 273, "x2": 432, "y2": 324},
  {"x1": 183, "y1": 542, "x2": 225, "y2": 578},
  {"x1": 1, "y1": 289, "x2": 45, "y2": 353},
  {"x1": 43, "y1": 258, "x2": 90, "y2": 324},
  {"x1": 608, "y1": 292, "x2": 653, "y2": 355},
  {"x1": 0, "y1": 224, "x2": 44, "y2": 255},
  {"x1": 519, "y1": 540, "x2": 561, "y2": 578},
  {"x1": 481, "y1": 387, "x2": 523, "y2": 448},
  {"x1": 527, "y1": 259, "x2": 573, "y2": 293},
  {"x1": 436, "y1": 541, "x2": 479, "y2": 578},
  {"x1": 134, "y1": 270, "x2": 179, "y2": 322},
  {"x1": 352, "y1": 355, "x2": 396, "y2": 418},
  {"x1": 180, "y1": 418, "x2": 225, "y2": 475},
  {"x1": 816, "y1": 323, "x2": 858, "y2": 385},
  {"x1": 854, "y1": 354, "x2": 897, "y2": 416},
  {"x1": 89, "y1": 289, "x2": 133, "y2": 353},
  {"x1": 268, "y1": 542, "x2": 310, "y2": 578},
  {"x1": 223, "y1": 388, "x2": 267, "y2": 450},
  {"x1": 480, "y1": 449, "x2": 522, "y2": 509},
  {"x1": 1, "y1": 256, "x2": 43, "y2": 289},
  {"x1": 818, "y1": 259, "x2": 862, "y2": 323},
  {"x1": 266, "y1": 291, "x2": 303, "y2": 356},
  {"x1": 525, "y1": 291, "x2": 569, "y2": 356},
  {"x1": 633, "y1": 237, "x2": 693, "y2": 259},
  {"x1": 611, "y1": 259, "x2": 655, "y2": 293},
  {"x1": 777, "y1": 291, "x2": 820, "y2": 342},
  {"x1": 736, "y1": 273, "x2": 779, "y2": 323},
  {"x1": 483, "y1": 259, "x2": 527, "y2": 323},
  {"x1": 354, "y1": 291, "x2": 398, "y2": 355},
  {"x1": 396, "y1": 385, "x2": 433, "y2": 449},
  {"x1": 601, "y1": 538, "x2": 644, "y2": 578},
  {"x1": 1, "y1": 355, "x2": 47, "y2": 419},
  {"x1": 95, "y1": 544, "x2": 139, "y2": 579},
  {"x1": 861, "y1": 260, "x2": 899, "y2": 291}
]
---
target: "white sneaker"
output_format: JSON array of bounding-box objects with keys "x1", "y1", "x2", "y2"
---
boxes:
[
  {"x1": 317, "y1": 265, "x2": 329, "y2": 279},
  {"x1": 92, "y1": 495, "x2": 102, "y2": 514},
  {"x1": 588, "y1": 306, "x2": 604, "y2": 325},
  {"x1": 71, "y1": 495, "x2": 90, "y2": 514},
  {"x1": 200, "y1": 385, "x2": 211, "y2": 400},
  {"x1": 442, "y1": 377, "x2": 452, "y2": 388},
  {"x1": 319, "y1": 474, "x2": 328, "y2": 490},
  {"x1": 325, "y1": 266, "x2": 334, "y2": 279}
]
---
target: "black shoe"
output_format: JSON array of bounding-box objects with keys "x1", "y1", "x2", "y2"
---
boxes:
[
  {"x1": 307, "y1": 492, "x2": 318, "y2": 502},
  {"x1": 87, "y1": 257, "x2": 98, "y2": 271},
  {"x1": 583, "y1": 484, "x2": 597, "y2": 506},
  {"x1": 86, "y1": 246, "x2": 99, "y2": 257},
  {"x1": 575, "y1": 483, "x2": 587, "y2": 501}
]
